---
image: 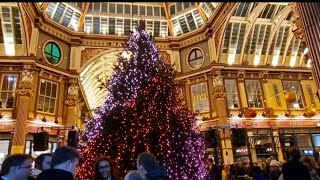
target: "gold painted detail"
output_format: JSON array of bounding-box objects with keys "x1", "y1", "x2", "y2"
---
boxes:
[
  {"x1": 64, "y1": 99, "x2": 79, "y2": 106},
  {"x1": 213, "y1": 86, "x2": 226, "y2": 98},
  {"x1": 159, "y1": 51, "x2": 171, "y2": 65},
  {"x1": 39, "y1": 70, "x2": 62, "y2": 82},
  {"x1": 155, "y1": 43, "x2": 170, "y2": 49},
  {"x1": 181, "y1": 34, "x2": 206, "y2": 47},
  {"x1": 193, "y1": 92, "x2": 208, "y2": 101},
  {"x1": 81, "y1": 48, "x2": 108, "y2": 66},
  {"x1": 213, "y1": 91, "x2": 227, "y2": 99},
  {"x1": 80, "y1": 41, "x2": 124, "y2": 47},
  {"x1": 289, "y1": 3, "x2": 304, "y2": 40},
  {"x1": 16, "y1": 88, "x2": 33, "y2": 97},
  {"x1": 42, "y1": 24, "x2": 71, "y2": 42},
  {"x1": 0, "y1": 66, "x2": 21, "y2": 72}
]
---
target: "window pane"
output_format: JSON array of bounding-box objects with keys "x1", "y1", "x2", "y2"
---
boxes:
[
  {"x1": 40, "y1": 81, "x2": 46, "y2": 95},
  {"x1": 52, "y1": 84, "x2": 57, "y2": 98},
  {"x1": 283, "y1": 81, "x2": 304, "y2": 109},
  {"x1": 225, "y1": 79, "x2": 239, "y2": 109},
  {"x1": 52, "y1": 44, "x2": 60, "y2": 57},
  {"x1": 188, "y1": 49, "x2": 204, "y2": 69},
  {"x1": 37, "y1": 96, "x2": 44, "y2": 111},
  {"x1": 46, "y1": 82, "x2": 52, "y2": 96},
  {"x1": 1, "y1": 75, "x2": 17, "y2": 109},
  {"x1": 245, "y1": 80, "x2": 264, "y2": 108},
  {"x1": 44, "y1": 42, "x2": 61, "y2": 64},
  {"x1": 0, "y1": 140, "x2": 10, "y2": 164},
  {"x1": 49, "y1": 99, "x2": 55, "y2": 113},
  {"x1": 44, "y1": 97, "x2": 50, "y2": 112},
  {"x1": 191, "y1": 82, "x2": 209, "y2": 113}
]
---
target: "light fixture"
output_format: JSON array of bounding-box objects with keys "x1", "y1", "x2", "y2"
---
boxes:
[
  {"x1": 307, "y1": 59, "x2": 312, "y2": 68},
  {"x1": 42, "y1": 116, "x2": 47, "y2": 122}
]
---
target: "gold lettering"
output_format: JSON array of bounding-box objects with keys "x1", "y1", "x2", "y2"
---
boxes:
[{"x1": 111, "y1": 42, "x2": 117, "y2": 47}]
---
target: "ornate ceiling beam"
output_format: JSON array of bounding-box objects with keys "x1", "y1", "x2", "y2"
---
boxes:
[
  {"x1": 78, "y1": 2, "x2": 90, "y2": 31},
  {"x1": 239, "y1": 3, "x2": 267, "y2": 64},
  {"x1": 195, "y1": 3, "x2": 208, "y2": 22},
  {"x1": 162, "y1": 3, "x2": 174, "y2": 36},
  {"x1": 281, "y1": 33, "x2": 294, "y2": 66},
  {"x1": 263, "y1": 5, "x2": 292, "y2": 65},
  {"x1": 40, "y1": 2, "x2": 49, "y2": 10}
]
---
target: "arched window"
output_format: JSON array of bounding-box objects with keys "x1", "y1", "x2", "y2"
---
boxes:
[
  {"x1": 44, "y1": 42, "x2": 62, "y2": 65},
  {"x1": 188, "y1": 48, "x2": 204, "y2": 69}
]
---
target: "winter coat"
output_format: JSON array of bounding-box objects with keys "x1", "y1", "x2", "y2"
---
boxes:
[
  {"x1": 146, "y1": 166, "x2": 169, "y2": 180},
  {"x1": 282, "y1": 159, "x2": 311, "y2": 180},
  {"x1": 252, "y1": 173, "x2": 268, "y2": 180},
  {"x1": 36, "y1": 169, "x2": 74, "y2": 180}
]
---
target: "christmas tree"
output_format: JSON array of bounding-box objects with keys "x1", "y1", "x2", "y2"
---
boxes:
[{"x1": 77, "y1": 25, "x2": 206, "y2": 180}]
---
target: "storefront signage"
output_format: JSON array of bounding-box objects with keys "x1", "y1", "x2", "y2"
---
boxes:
[
  {"x1": 27, "y1": 125, "x2": 59, "y2": 135},
  {"x1": 0, "y1": 123, "x2": 14, "y2": 132},
  {"x1": 276, "y1": 121, "x2": 319, "y2": 128},
  {"x1": 192, "y1": 92, "x2": 208, "y2": 101}
]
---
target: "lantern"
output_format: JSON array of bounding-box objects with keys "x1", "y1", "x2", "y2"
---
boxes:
[
  {"x1": 284, "y1": 92, "x2": 296, "y2": 103},
  {"x1": 305, "y1": 107, "x2": 316, "y2": 117},
  {"x1": 243, "y1": 108, "x2": 257, "y2": 118}
]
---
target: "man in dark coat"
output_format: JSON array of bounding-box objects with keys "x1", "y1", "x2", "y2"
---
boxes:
[
  {"x1": 36, "y1": 146, "x2": 80, "y2": 180},
  {"x1": 137, "y1": 152, "x2": 169, "y2": 180},
  {"x1": 0, "y1": 154, "x2": 33, "y2": 180},
  {"x1": 282, "y1": 148, "x2": 311, "y2": 180}
]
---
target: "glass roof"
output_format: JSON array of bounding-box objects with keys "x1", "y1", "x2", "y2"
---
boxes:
[{"x1": 39, "y1": 2, "x2": 220, "y2": 37}]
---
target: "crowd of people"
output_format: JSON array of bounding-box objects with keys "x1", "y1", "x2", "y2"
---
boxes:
[
  {"x1": 2, "y1": 146, "x2": 320, "y2": 180},
  {"x1": 205, "y1": 148, "x2": 320, "y2": 180},
  {"x1": 0, "y1": 146, "x2": 169, "y2": 180}
]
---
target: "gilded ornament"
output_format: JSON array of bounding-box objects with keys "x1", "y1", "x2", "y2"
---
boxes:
[
  {"x1": 305, "y1": 107, "x2": 316, "y2": 117},
  {"x1": 284, "y1": 92, "x2": 297, "y2": 103},
  {"x1": 64, "y1": 99, "x2": 78, "y2": 106},
  {"x1": 16, "y1": 88, "x2": 33, "y2": 97}
]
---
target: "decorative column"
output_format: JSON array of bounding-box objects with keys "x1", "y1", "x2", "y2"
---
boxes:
[
  {"x1": 294, "y1": 3, "x2": 320, "y2": 89},
  {"x1": 29, "y1": 27, "x2": 39, "y2": 56},
  {"x1": 237, "y1": 71, "x2": 248, "y2": 108},
  {"x1": 172, "y1": 50, "x2": 181, "y2": 73},
  {"x1": 69, "y1": 46, "x2": 82, "y2": 73},
  {"x1": 212, "y1": 73, "x2": 234, "y2": 164},
  {"x1": 64, "y1": 79, "x2": 80, "y2": 127},
  {"x1": 11, "y1": 67, "x2": 34, "y2": 154},
  {"x1": 261, "y1": 71, "x2": 270, "y2": 108},
  {"x1": 213, "y1": 74, "x2": 228, "y2": 125}
]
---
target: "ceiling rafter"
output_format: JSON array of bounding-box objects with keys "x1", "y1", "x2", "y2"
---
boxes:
[
  {"x1": 195, "y1": 3, "x2": 208, "y2": 22},
  {"x1": 162, "y1": 3, "x2": 174, "y2": 36},
  {"x1": 41, "y1": 2, "x2": 49, "y2": 10},
  {"x1": 239, "y1": 3, "x2": 268, "y2": 64},
  {"x1": 78, "y1": 2, "x2": 90, "y2": 31},
  {"x1": 281, "y1": 32, "x2": 294, "y2": 65},
  {"x1": 263, "y1": 5, "x2": 292, "y2": 65}
]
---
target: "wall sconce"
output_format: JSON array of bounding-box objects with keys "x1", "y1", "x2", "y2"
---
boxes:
[
  {"x1": 262, "y1": 112, "x2": 267, "y2": 117},
  {"x1": 42, "y1": 116, "x2": 47, "y2": 122},
  {"x1": 285, "y1": 112, "x2": 290, "y2": 117}
]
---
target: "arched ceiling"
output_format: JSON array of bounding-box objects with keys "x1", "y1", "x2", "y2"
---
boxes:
[
  {"x1": 80, "y1": 51, "x2": 120, "y2": 110},
  {"x1": 0, "y1": 3, "x2": 27, "y2": 56},
  {"x1": 220, "y1": 2, "x2": 310, "y2": 68},
  {"x1": 37, "y1": 2, "x2": 219, "y2": 37}
]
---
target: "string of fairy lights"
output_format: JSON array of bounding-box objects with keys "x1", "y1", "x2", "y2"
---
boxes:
[{"x1": 77, "y1": 27, "x2": 206, "y2": 179}]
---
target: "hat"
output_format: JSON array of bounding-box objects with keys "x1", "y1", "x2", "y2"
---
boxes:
[{"x1": 270, "y1": 160, "x2": 279, "y2": 167}]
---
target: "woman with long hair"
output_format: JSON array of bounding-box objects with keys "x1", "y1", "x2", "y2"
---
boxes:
[{"x1": 93, "y1": 156, "x2": 120, "y2": 180}]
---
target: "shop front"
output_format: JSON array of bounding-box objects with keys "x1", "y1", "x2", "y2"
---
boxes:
[{"x1": 0, "y1": 121, "x2": 14, "y2": 164}]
